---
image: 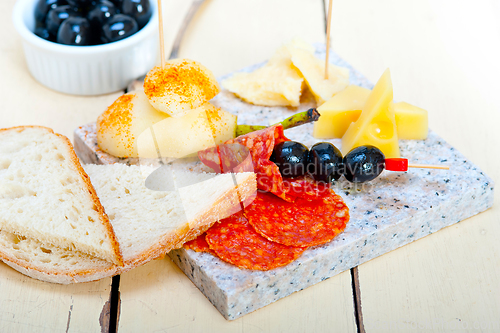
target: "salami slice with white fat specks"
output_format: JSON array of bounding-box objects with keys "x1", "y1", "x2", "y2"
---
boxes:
[
  {"x1": 198, "y1": 125, "x2": 293, "y2": 201},
  {"x1": 245, "y1": 190, "x2": 349, "y2": 247},
  {"x1": 183, "y1": 233, "x2": 216, "y2": 255},
  {"x1": 281, "y1": 175, "x2": 331, "y2": 201},
  {"x1": 205, "y1": 212, "x2": 306, "y2": 270}
]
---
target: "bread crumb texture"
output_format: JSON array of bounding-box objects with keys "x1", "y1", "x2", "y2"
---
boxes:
[
  {"x1": 0, "y1": 229, "x2": 111, "y2": 272},
  {"x1": 0, "y1": 126, "x2": 121, "y2": 265},
  {"x1": 84, "y1": 164, "x2": 255, "y2": 266}
]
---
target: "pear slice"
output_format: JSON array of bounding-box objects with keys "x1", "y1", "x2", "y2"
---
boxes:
[
  {"x1": 97, "y1": 90, "x2": 168, "y2": 158},
  {"x1": 144, "y1": 59, "x2": 220, "y2": 118},
  {"x1": 137, "y1": 103, "x2": 237, "y2": 159}
]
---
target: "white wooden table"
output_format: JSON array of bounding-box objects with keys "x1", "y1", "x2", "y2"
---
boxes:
[{"x1": 1, "y1": 0, "x2": 499, "y2": 332}]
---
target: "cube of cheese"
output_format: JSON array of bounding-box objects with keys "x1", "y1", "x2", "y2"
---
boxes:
[
  {"x1": 314, "y1": 87, "x2": 429, "y2": 141},
  {"x1": 313, "y1": 85, "x2": 371, "y2": 138},
  {"x1": 394, "y1": 102, "x2": 428, "y2": 140},
  {"x1": 341, "y1": 69, "x2": 400, "y2": 158}
]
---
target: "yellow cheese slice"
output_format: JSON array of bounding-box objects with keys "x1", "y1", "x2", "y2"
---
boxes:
[
  {"x1": 313, "y1": 85, "x2": 371, "y2": 138},
  {"x1": 394, "y1": 102, "x2": 428, "y2": 140},
  {"x1": 314, "y1": 87, "x2": 429, "y2": 140},
  {"x1": 341, "y1": 69, "x2": 400, "y2": 158}
]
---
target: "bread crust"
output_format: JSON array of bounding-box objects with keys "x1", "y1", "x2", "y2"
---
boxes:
[
  {"x1": 0, "y1": 170, "x2": 256, "y2": 284},
  {"x1": 122, "y1": 172, "x2": 257, "y2": 267},
  {"x1": 0, "y1": 126, "x2": 123, "y2": 266},
  {"x1": 0, "y1": 249, "x2": 117, "y2": 284},
  {"x1": 55, "y1": 132, "x2": 123, "y2": 266}
]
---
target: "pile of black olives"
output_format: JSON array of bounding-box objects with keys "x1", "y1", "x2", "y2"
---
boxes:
[
  {"x1": 34, "y1": 0, "x2": 152, "y2": 46},
  {"x1": 271, "y1": 142, "x2": 386, "y2": 183}
]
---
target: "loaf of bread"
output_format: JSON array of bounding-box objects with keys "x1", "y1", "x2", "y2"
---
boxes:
[
  {"x1": 0, "y1": 128, "x2": 256, "y2": 283},
  {"x1": 0, "y1": 126, "x2": 123, "y2": 266}
]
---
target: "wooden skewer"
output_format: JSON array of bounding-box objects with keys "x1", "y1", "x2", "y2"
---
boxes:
[
  {"x1": 324, "y1": 0, "x2": 333, "y2": 80},
  {"x1": 157, "y1": 0, "x2": 165, "y2": 68},
  {"x1": 408, "y1": 164, "x2": 450, "y2": 170}
]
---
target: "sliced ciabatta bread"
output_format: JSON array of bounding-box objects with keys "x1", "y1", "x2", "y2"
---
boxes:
[
  {"x1": 0, "y1": 229, "x2": 115, "y2": 284},
  {"x1": 0, "y1": 163, "x2": 256, "y2": 283},
  {"x1": 0, "y1": 126, "x2": 122, "y2": 266},
  {"x1": 85, "y1": 164, "x2": 256, "y2": 267}
]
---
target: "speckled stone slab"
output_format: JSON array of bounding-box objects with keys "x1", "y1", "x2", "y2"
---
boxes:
[{"x1": 74, "y1": 47, "x2": 494, "y2": 320}]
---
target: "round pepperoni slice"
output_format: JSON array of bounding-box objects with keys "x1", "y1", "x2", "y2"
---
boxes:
[
  {"x1": 282, "y1": 176, "x2": 331, "y2": 201},
  {"x1": 245, "y1": 190, "x2": 349, "y2": 247},
  {"x1": 183, "y1": 233, "x2": 216, "y2": 255},
  {"x1": 205, "y1": 212, "x2": 306, "y2": 270}
]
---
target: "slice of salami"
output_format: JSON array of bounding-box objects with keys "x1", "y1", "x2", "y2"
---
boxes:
[
  {"x1": 245, "y1": 190, "x2": 349, "y2": 247},
  {"x1": 199, "y1": 125, "x2": 292, "y2": 201},
  {"x1": 183, "y1": 233, "x2": 216, "y2": 255},
  {"x1": 205, "y1": 212, "x2": 306, "y2": 270},
  {"x1": 196, "y1": 143, "x2": 253, "y2": 174},
  {"x1": 226, "y1": 124, "x2": 288, "y2": 163},
  {"x1": 282, "y1": 176, "x2": 331, "y2": 201}
]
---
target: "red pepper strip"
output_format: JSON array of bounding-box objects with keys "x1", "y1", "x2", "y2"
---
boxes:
[{"x1": 385, "y1": 158, "x2": 409, "y2": 171}]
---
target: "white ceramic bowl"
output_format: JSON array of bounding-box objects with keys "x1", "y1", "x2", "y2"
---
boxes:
[{"x1": 13, "y1": 0, "x2": 159, "y2": 95}]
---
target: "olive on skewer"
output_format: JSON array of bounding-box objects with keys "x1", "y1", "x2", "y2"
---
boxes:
[
  {"x1": 246, "y1": 110, "x2": 447, "y2": 184},
  {"x1": 271, "y1": 141, "x2": 449, "y2": 184},
  {"x1": 308, "y1": 142, "x2": 343, "y2": 183},
  {"x1": 343, "y1": 145, "x2": 385, "y2": 183},
  {"x1": 271, "y1": 141, "x2": 309, "y2": 177},
  {"x1": 342, "y1": 145, "x2": 450, "y2": 183}
]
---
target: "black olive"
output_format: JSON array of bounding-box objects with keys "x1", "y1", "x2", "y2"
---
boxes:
[
  {"x1": 35, "y1": 0, "x2": 67, "y2": 27},
  {"x1": 87, "y1": 0, "x2": 116, "y2": 38},
  {"x1": 35, "y1": 0, "x2": 145, "y2": 46},
  {"x1": 343, "y1": 145, "x2": 385, "y2": 183},
  {"x1": 121, "y1": 0, "x2": 151, "y2": 29},
  {"x1": 271, "y1": 141, "x2": 309, "y2": 178},
  {"x1": 101, "y1": 14, "x2": 138, "y2": 43},
  {"x1": 34, "y1": 26, "x2": 55, "y2": 42},
  {"x1": 67, "y1": 0, "x2": 99, "y2": 17},
  {"x1": 57, "y1": 16, "x2": 91, "y2": 45},
  {"x1": 66, "y1": 0, "x2": 96, "y2": 8},
  {"x1": 45, "y1": 5, "x2": 77, "y2": 36},
  {"x1": 109, "y1": 0, "x2": 124, "y2": 13},
  {"x1": 308, "y1": 142, "x2": 343, "y2": 183}
]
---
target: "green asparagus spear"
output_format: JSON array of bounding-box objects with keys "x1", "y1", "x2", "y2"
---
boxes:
[{"x1": 235, "y1": 108, "x2": 320, "y2": 136}]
